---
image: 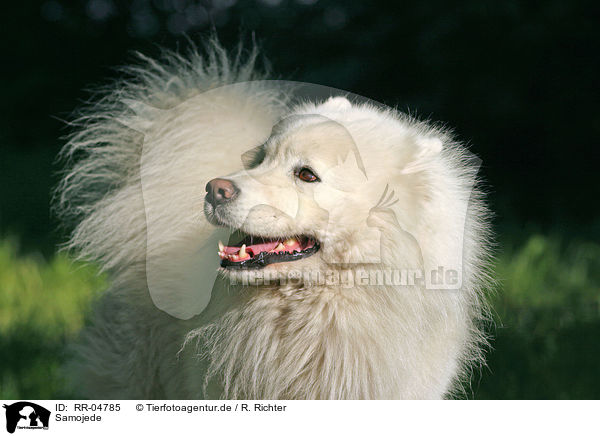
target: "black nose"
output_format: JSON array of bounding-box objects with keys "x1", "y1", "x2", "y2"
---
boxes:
[{"x1": 205, "y1": 178, "x2": 239, "y2": 207}]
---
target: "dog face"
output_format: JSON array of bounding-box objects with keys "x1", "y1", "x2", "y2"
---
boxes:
[{"x1": 204, "y1": 105, "x2": 412, "y2": 282}]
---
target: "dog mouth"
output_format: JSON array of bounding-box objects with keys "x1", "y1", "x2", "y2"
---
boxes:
[{"x1": 218, "y1": 234, "x2": 320, "y2": 269}]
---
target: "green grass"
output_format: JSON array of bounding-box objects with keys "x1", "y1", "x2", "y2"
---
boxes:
[
  {"x1": 0, "y1": 235, "x2": 598, "y2": 399},
  {"x1": 475, "y1": 235, "x2": 600, "y2": 399},
  {"x1": 0, "y1": 238, "x2": 105, "y2": 399}
]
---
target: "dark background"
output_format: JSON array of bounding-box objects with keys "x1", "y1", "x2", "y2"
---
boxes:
[{"x1": 1, "y1": 0, "x2": 598, "y2": 399}]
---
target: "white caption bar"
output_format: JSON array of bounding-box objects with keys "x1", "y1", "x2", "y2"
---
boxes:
[{"x1": 1, "y1": 400, "x2": 597, "y2": 435}]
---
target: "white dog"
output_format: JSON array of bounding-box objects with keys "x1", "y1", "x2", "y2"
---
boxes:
[{"x1": 57, "y1": 40, "x2": 493, "y2": 400}]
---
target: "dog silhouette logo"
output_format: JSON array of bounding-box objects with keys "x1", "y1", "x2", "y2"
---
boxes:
[{"x1": 2, "y1": 402, "x2": 50, "y2": 433}]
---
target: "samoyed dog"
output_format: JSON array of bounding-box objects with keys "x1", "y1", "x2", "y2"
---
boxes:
[{"x1": 57, "y1": 41, "x2": 492, "y2": 399}]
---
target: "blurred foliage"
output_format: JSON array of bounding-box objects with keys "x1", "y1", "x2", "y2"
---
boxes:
[
  {"x1": 0, "y1": 238, "x2": 105, "y2": 399},
  {"x1": 475, "y1": 236, "x2": 600, "y2": 399},
  {"x1": 0, "y1": 235, "x2": 598, "y2": 399}
]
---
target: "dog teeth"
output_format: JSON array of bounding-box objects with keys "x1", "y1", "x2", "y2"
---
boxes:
[
  {"x1": 218, "y1": 240, "x2": 224, "y2": 251},
  {"x1": 275, "y1": 242, "x2": 285, "y2": 251},
  {"x1": 238, "y1": 244, "x2": 249, "y2": 259},
  {"x1": 284, "y1": 238, "x2": 298, "y2": 246}
]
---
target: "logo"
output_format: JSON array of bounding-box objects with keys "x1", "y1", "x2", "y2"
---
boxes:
[{"x1": 3, "y1": 402, "x2": 50, "y2": 434}]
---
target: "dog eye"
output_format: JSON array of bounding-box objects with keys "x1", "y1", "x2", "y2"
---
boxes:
[{"x1": 296, "y1": 167, "x2": 320, "y2": 183}]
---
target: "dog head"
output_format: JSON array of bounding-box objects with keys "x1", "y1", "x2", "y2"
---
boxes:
[{"x1": 205, "y1": 97, "x2": 445, "y2": 284}]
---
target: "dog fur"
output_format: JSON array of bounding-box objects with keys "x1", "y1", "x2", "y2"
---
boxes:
[{"x1": 57, "y1": 40, "x2": 493, "y2": 400}]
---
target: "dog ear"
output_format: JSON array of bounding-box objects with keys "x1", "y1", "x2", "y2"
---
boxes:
[
  {"x1": 321, "y1": 96, "x2": 352, "y2": 111},
  {"x1": 400, "y1": 135, "x2": 443, "y2": 175}
]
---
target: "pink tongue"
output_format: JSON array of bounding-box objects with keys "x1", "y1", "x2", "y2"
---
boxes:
[{"x1": 223, "y1": 240, "x2": 280, "y2": 255}]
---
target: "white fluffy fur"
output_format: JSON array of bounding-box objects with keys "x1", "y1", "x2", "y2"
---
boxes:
[{"x1": 57, "y1": 40, "x2": 493, "y2": 400}]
